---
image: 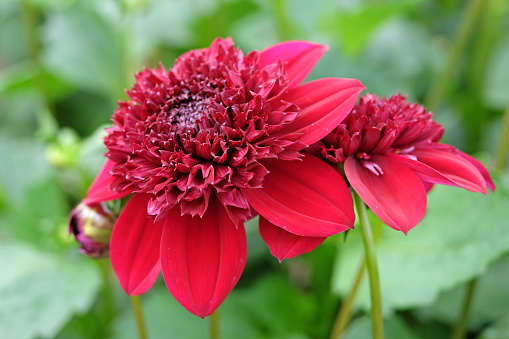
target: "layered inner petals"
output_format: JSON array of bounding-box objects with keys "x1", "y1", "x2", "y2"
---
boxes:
[
  {"x1": 259, "y1": 40, "x2": 328, "y2": 89},
  {"x1": 344, "y1": 155, "x2": 427, "y2": 234},
  {"x1": 242, "y1": 154, "x2": 355, "y2": 238},
  {"x1": 276, "y1": 78, "x2": 365, "y2": 146},
  {"x1": 259, "y1": 216, "x2": 326, "y2": 262},
  {"x1": 160, "y1": 196, "x2": 247, "y2": 318},
  {"x1": 83, "y1": 160, "x2": 133, "y2": 205},
  {"x1": 110, "y1": 193, "x2": 164, "y2": 295}
]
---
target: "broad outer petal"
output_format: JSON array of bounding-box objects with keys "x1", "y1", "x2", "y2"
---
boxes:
[
  {"x1": 411, "y1": 148, "x2": 487, "y2": 194},
  {"x1": 160, "y1": 197, "x2": 247, "y2": 318},
  {"x1": 110, "y1": 193, "x2": 164, "y2": 295},
  {"x1": 259, "y1": 41, "x2": 328, "y2": 89},
  {"x1": 259, "y1": 216, "x2": 326, "y2": 262},
  {"x1": 276, "y1": 78, "x2": 365, "y2": 146},
  {"x1": 83, "y1": 160, "x2": 132, "y2": 205},
  {"x1": 456, "y1": 150, "x2": 495, "y2": 192},
  {"x1": 243, "y1": 154, "x2": 355, "y2": 238},
  {"x1": 344, "y1": 155, "x2": 427, "y2": 234}
]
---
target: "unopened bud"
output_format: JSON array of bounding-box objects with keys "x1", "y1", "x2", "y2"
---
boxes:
[{"x1": 69, "y1": 203, "x2": 115, "y2": 258}]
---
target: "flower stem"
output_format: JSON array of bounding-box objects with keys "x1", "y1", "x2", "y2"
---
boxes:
[
  {"x1": 353, "y1": 192, "x2": 384, "y2": 339},
  {"x1": 19, "y1": 0, "x2": 53, "y2": 114},
  {"x1": 425, "y1": 0, "x2": 487, "y2": 112},
  {"x1": 131, "y1": 295, "x2": 148, "y2": 339},
  {"x1": 329, "y1": 258, "x2": 366, "y2": 339},
  {"x1": 209, "y1": 308, "x2": 220, "y2": 339},
  {"x1": 272, "y1": 0, "x2": 293, "y2": 41},
  {"x1": 451, "y1": 278, "x2": 478, "y2": 339},
  {"x1": 495, "y1": 99, "x2": 509, "y2": 172},
  {"x1": 329, "y1": 220, "x2": 383, "y2": 339}
]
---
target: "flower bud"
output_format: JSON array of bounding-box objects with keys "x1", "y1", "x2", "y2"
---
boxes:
[{"x1": 69, "y1": 203, "x2": 115, "y2": 258}]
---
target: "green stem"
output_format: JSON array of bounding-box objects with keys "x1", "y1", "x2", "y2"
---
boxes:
[
  {"x1": 19, "y1": 0, "x2": 53, "y2": 113},
  {"x1": 99, "y1": 260, "x2": 116, "y2": 334},
  {"x1": 272, "y1": 0, "x2": 293, "y2": 41},
  {"x1": 330, "y1": 221, "x2": 383, "y2": 339},
  {"x1": 210, "y1": 308, "x2": 220, "y2": 339},
  {"x1": 424, "y1": 0, "x2": 487, "y2": 112},
  {"x1": 329, "y1": 258, "x2": 366, "y2": 339},
  {"x1": 353, "y1": 192, "x2": 384, "y2": 339},
  {"x1": 451, "y1": 278, "x2": 478, "y2": 339},
  {"x1": 131, "y1": 295, "x2": 148, "y2": 339},
  {"x1": 494, "y1": 100, "x2": 509, "y2": 172}
]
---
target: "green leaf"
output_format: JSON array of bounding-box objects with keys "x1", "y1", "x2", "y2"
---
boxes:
[
  {"x1": 111, "y1": 284, "x2": 208, "y2": 339},
  {"x1": 41, "y1": 4, "x2": 124, "y2": 99},
  {"x1": 324, "y1": 0, "x2": 423, "y2": 57},
  {"x1": 483, "y1": 36, "x2": 509, "y2": 110},
  {"x1": 332, "y1": 174, "x2": 509, "y2": 313},
  {"x1": 0, "y1": 135, "x2": 51, "y2": 206},
  {"x1": 0, "y1": 242, "x2": 101, "y2": 339},
  {"x1": 112, "y1": 274, "x2": 314, "y2": 339},
  {"x1": 6, "y1": 174, "x2": 69, "y2": 250},
  {"x1": 478, "y1": 313, "x2": 509, "y2": 339},
  {"x1": 343, "y1": 315, "x2": 420, "y2": 339},
  {"x1": 416, "y1": 254, "x2": 509, "y2": 329}
]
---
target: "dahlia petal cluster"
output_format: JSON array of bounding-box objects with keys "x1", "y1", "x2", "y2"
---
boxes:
[
  {"x1": 72, "y1": 38, "x2": 364, "y2": 317},
  {"x1": 308, "y1": 93, "x2": 495, "y2": 234}
]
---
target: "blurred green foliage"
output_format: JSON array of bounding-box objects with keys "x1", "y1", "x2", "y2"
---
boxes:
[{"x1": 0, "y1": 0, "x2": 508, "y2": 338}]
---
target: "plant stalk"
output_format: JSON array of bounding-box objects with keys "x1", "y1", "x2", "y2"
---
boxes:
[
  {"x1": 131, "y1": 295, "x2": 148, "y2": 339},
  {"x1": 329, "y1": 258, "x2": 366, "y2": 339},
  {"x1": 424, "y1": 0, "x2": 487, "y2": 112},
  {"x1": 210, "y1": 308, "x2": 220, "y2": 339},
  {"x1": 353, "y1": 192, "x2": 384, "y2": 339},
  {"x1": 494, "y1": 100, "x2": 509, "y2": 172},
  {"x1": 451, "y1": 278, "x2": 478, "y2": 339}
]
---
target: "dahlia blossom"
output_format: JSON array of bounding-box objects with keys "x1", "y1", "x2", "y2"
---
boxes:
[
  {"x1": 74, "y1": 38, "x2": 364, "y2": 317},
  {"x1": 308, "y1": 93, "x2": 495, "y2": 234}
]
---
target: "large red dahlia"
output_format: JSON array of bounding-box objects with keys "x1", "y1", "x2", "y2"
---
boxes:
[
  {"x1": 75, "y1": 38, "x2": 364, "y2": 317},
  {"x1": 308, "y1": 93, "x2": 495, "y2": 234}
]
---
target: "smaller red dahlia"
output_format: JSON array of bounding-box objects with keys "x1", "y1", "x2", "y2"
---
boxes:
[
  {"x1": 73, "y1": 38, "x2": 364, "y2": 317},
  {"x1": 308, "y1": 93, "x2": 495, "y2": 234}
]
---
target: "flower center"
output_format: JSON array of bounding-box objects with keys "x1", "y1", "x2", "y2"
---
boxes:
[{"x1": 167, "y1": 92, "x2": 213, "y2": 133}]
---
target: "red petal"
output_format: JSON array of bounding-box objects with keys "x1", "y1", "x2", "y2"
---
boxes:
[
  {"x1": 243, "y1": 154, "x2": 355, "y2": 237},
  {"x1": 344, "y1": 155, "x2": 427, "y2": 234},
  {"x1": 456, "y1": 151, "x2": 495, "y2": 192},
  {"x1": 259, "y1": 41, "x2": 328, "y2": 89},
  {"x1": 83, "y1": 160, "x2": 132, "y2": 205},
  {"x1": 160, "y1": 197, "x2": 247, "y2": 318},
  {"x1": 277, "y1": 78, "x2": 364, "y2": 146},
  {"x1": 110, "y1": 193, "x2": 163, "y2": 295},
  {"x1": 259, "y1": 216, "x2": 326, "y2": 262},
  {"x1": 411, "y1": 148, "x2": 487, "y2": 194}
]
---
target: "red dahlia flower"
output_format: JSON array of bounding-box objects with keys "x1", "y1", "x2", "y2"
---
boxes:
[
  {"x1": 74, "y1": 38, "x2": 364, "y2": 317},
  {"x1": 308, "y1": 93, "x2": 495, "y2": 234}
]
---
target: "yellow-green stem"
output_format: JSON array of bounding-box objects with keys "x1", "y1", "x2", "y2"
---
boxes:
[
  {"x1": 495, "y1": 100, "x2": 509, "y2": 172},
  {"x1": 330, "y1": 220, "x2": 383, "y2": 339},
  {"x1": 272, "y1": 0, "x2": 293, "y2": 41},
  {"x1": 353, "y1": 192, "x2": 384, "y2": 339},
  {"x1": 424, "y1": 0, "x2": 487, "y2": 112},
  {"x1": 19, "y1": 0, "x2": 53, "y2": 113},
  {"x1": 451, "y1": 278, "x2": 478, "y2": 339},
  {"x1": 131, "y1": 295, "x2": 148, "y2": 339},
  {"x1": 329, "y1": 258, "x2": 366, "y2": 339},
  {"x1": 210, "y1": 308, "x2": 220, "y2": 339}
]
